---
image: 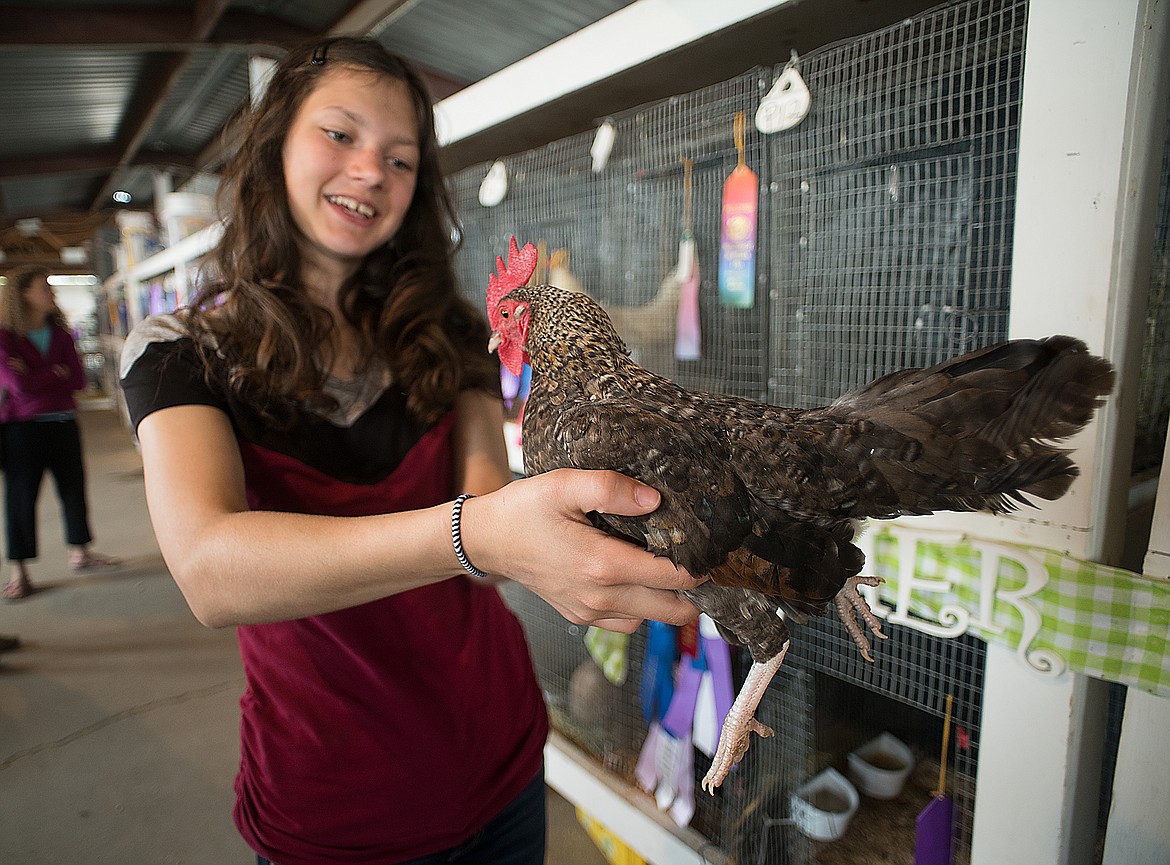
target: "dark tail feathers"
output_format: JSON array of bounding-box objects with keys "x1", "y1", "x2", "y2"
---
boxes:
[{"x1": 841, "y1": 335, "x2": 1115, "y2": 513}]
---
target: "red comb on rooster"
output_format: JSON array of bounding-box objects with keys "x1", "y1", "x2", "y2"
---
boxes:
[
  {"x1": 487, "y1": 237, "x2": 538, "y2": 331},
  {"x1": 487, "y1": 237, "x2": 541, "y2": 376}
]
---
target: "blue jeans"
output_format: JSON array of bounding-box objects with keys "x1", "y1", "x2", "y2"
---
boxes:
[{"x1": 256, "y1": 768, "x2": 547, "y2": 865}]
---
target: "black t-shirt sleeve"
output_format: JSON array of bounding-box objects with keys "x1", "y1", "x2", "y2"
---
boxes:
[
  {"x1": 120, "y1": 325, "x2": 229, "y2": 433},
  {"x1": 119, "y1": 316, "x2": 451, "y2": 485}
]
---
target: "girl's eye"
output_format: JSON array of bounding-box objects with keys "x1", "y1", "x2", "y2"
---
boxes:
[
  {"x1": 326, "y1": 129, "x2": 350, "y2": 144},
  {"x1": 386, "y1": 157, "x2": 414, "y2": 171}
]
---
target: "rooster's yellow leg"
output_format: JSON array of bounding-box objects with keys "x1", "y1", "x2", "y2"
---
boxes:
[
  {"x1": 834, "y1": 575, "x2": 887, "y2": 662},
  {"x1": 700, "y1": 641, "x2": 789, "y2": 793}
]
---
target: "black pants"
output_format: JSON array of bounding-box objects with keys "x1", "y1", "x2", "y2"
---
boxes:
[
  {"x1": 1, "y1": 418, "x2": 93, "y2": 561},
  {"x1": 255, "y1": 769, "x2": 547, "y2": 865}
]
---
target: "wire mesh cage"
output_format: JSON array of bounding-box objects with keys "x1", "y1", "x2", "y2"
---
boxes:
[
  {"x1": 499, "y1": 581, "x2": 818, "y2": 865},
  {"x1": 450, "y1": 69, "x2": 770, "y2": 398},
  {"x1": 452, "y1": 0, "x2": 1027, "y2": 861},
  {"x1": 765, "y1": 0, "x2": 1026, "y2": 408},
  {"x1": 790, "y1": 615, "x2": 985, "y2": 864}
]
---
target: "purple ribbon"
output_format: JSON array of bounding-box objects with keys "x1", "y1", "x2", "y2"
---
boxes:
[
  {"x1": 701, "y1": 633, "x2": 735, "y2": 731},
  {"x1": 661, "y1": 634, "x2": 735, "y2": 739},
  {"x1": 662, "y1": 657, "x2": 703, "y2": 739}
]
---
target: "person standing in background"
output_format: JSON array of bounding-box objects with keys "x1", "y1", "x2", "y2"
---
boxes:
[{"x1": 0, "y1": 266, "x2": 120, "y2": 600}]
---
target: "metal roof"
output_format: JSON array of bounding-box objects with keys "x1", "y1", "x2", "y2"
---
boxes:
[
  {"x1": 0, "y1": 0, "x2": 935, "y2": 272},
  {"x1": 0, "y1": 0, "x2": 645, "y2": 269}
]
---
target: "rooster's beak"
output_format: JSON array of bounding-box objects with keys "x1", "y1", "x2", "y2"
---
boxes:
[{"x1": 488, "y1": 332, "x2": 503, "y2": 354}]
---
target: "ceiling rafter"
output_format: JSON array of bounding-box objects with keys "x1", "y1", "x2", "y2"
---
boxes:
[
  {"x1": 0, "y1": 8, "x2": 197, "y2": 46},
  {"x1": 0, "y1": 209, "x2": 113, "y2": 271},
  {"x1": 0, "y1": 6, "x2": 313, "y2": 49},
  {"x1": 87, "y1": 52, "x2": 204, "y2": 210},
  {"x1": 0, "y1": 3, "x2": 316, "y2": 215},
  {"x1": 0, "y1": 149, "x2": 124, "y2": 181},
  {"x1": 0, "y1": 150, "x2": 196, "y2": 182},
  {"x1": 194, "y1": 0, "x2": 233, "y2": 41},
  {"x1": 87, "y1": 1, "x2": 265, "y2": 211},
  {"x1": 330, "y1": 0, "x2": 421, "y2": 35},
  {"x1": 2, "y1": 1, "x2": 472, "y2": 219}
]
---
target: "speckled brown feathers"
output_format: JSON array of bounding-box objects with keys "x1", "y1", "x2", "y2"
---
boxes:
[{"x1": 501, "y1": 285, "x2": 1114, "y2": 663}]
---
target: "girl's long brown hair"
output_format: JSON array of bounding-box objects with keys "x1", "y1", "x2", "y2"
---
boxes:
[{"x1": 184, "y1": 37, "x2": 497, "y2": 426}]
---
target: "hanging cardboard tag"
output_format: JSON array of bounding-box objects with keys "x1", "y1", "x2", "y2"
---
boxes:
[{"x1": 756, "y1": 58, "x2": 811, "y2": 134}]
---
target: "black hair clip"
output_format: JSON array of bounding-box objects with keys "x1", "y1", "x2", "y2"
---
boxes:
[{"x1": 311, "y1": 42, "x2": 330, "y2": 65}]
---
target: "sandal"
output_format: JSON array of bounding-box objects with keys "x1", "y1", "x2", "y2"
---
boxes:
[
  {"x1": 69, "y1": 551, "x2": 122, "y2": 572},
  {"x1": 3, "y1": 578, "x2": 31, "y2": 601}
]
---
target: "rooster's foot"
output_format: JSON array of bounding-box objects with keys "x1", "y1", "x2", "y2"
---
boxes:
[
  {"x1": 700, "y1": 642, "x2": 788, "y2": 793},
  {"x1": 701, "y1": 717, "x2": 773, "y2": 794},
  {"x1": 834, "y1": 575, "x2": 887, "y2": 662}
]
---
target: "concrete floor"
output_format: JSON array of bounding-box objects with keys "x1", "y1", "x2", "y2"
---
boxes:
[{"x1": 0, "y1": 405, "x2": 608, "y2": 865}]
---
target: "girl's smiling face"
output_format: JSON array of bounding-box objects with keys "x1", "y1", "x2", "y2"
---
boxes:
[{"x1": 282, "y1": 66, "x2": 420, "y2": 282}]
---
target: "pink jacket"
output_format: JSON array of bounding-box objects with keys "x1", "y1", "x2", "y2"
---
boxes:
[{"x1": 0, "y1": 324, "x2": 86, "y2": 422}]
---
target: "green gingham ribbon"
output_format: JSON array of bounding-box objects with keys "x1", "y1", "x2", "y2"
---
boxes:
[
  {"x1": 585, "y1": 626, "x2": 630, "y2": 686},
  {"x1": 858, "y1": 525, "x2": 1170, "y2": 697}
]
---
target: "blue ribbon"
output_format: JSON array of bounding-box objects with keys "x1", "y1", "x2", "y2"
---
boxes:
[{"x1": 640, "y1": 621, "x2": 677, "y2": 723}]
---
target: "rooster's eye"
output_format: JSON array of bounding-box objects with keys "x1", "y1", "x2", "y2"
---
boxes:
[{"x1": 501, "y1": 310, "x2": 509, "y2": 319}]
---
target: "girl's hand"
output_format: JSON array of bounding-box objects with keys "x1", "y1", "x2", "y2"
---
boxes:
[
  {"x1": 6, "y1": 358, "x2": 27, "y2": 374},
  {"x1": 459, "y1": 468, "x2": 702, "y2": 633}
]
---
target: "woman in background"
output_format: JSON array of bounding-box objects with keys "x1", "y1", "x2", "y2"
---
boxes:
[
  {"x1": 120, "y1": 37, "x2": 698, "y2": 865},
  {"x1": 0, "y1": 266, "x2": 119, "y2": 600}
]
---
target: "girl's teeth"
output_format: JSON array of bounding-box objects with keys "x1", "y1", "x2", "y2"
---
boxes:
[{"x1": 328, "y1": 195, "x2": 375, "y2": 218}]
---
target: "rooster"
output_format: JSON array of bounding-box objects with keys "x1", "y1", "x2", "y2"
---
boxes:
[{"x1": 485, "y1": 238, "x2": 1114, "y2": 792}]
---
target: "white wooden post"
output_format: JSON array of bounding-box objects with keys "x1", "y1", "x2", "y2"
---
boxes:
[
  {"x1": 1102, "y1": 425, "x2": 1170, "y2": 865},
  {"x1": 970, "y1": 1, "x2": 1169, "y2": 864},
  {"x1": 1103, "y1": 686, "x2": 1170, "y2": 865}
]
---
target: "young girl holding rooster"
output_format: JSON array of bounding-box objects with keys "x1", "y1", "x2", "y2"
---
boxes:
[{"x1": 120, "y1": 37, "x2": 698, "y2": 865}]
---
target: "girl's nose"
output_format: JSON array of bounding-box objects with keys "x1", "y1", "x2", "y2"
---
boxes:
[{"x1": 347, "y1": 147, "x2": 385, "y2": 185}]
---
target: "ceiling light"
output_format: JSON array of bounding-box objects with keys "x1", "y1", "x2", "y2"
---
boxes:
[
  {"x1": 60, "y1": 247, "x2": 88, "y2": 264},
  {"x1": 15, "y1": 217, "x2": 42, "y2": 237},
  {"x1": 112, "y1": 190, "x2": 132, "y2": 204},
  {"x1": 48, "y1": 275, "x2": 98, "y2": 286}
]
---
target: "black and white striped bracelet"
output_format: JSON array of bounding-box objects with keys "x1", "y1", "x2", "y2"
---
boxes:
[{"x1": 450, "y1": 494, "x2": 487, "y2": 579}]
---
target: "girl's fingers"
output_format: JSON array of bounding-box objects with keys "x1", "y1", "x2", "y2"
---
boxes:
[
  {"x1": 566, "y1": 468, "x2": 661, "y2": 517},
  {"x1": 472, "y1": 468, "x2": 704, "y2": 629}
]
